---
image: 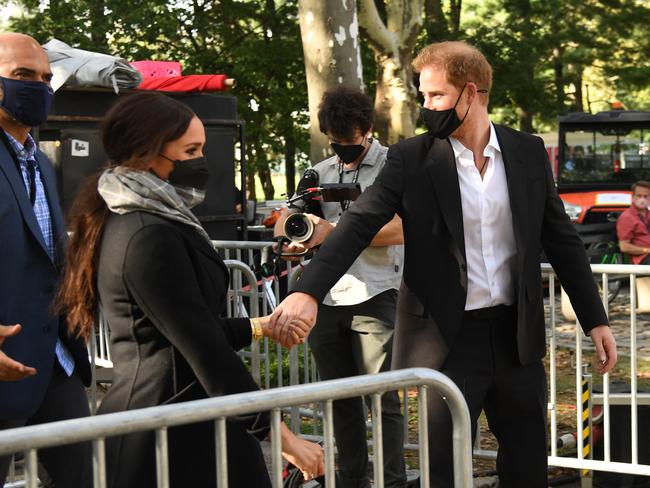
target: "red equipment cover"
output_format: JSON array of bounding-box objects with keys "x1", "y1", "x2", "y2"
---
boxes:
[{"x1": 137, "y1": 74, "x2": 230, "y2": 92}]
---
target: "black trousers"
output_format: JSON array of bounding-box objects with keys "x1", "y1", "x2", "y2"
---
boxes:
[
  {"x1": 0, "y1": 362, "x2": 92, "y2": 488},
  {"x1": 309, "y1": 290, "x2": 406, "y2": 488},
  {"x1": 427, "y1": 305, "x2": 548, "y2": 488}
]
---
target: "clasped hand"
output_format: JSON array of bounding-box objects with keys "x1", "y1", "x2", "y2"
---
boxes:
[
  {"x1": 258, "y1": 314, "x2": 312, "y2": 349},
  {"x1": 266, "y1": 292, "x2": 319, "y2": 350}
]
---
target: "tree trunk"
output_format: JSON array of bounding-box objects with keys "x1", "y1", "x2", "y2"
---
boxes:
[
  {"x1": 449, "y1": 0, "x2": 462, "y2": 35},
  {"x1": 505, "y1": 0, "x2": 536, "y2": 133},
  {"x1": 246, "y1": 171, "x2": 257, "y2": 201},
  {"x1": 573, "y1": 68, "x2": 584, "y2": 112},
  {"x1": 258, "y1": 166, "x2": 275, "y2": 200},
  {"x1": 553, "y1": 46, "x2": 564, "y2": 111},
  {"x1": 424, "y1": 0, "x2": 449, "y2": 42},
  {"x1": 518, "y1": 108, "x2": 534, "y2": 134},
  {"x1": 359, "y1": 0, "x2": 424, "y2": 144},
  {"x1": 298, "y1": 0, "x2": 364, "y2": 164},
  {"x1": 89, "y1": 0, "x2": 109, "y2": 51},
  {"x1": 284, "y1": 132, "x2": 296, "y2": 197},
  {"x1": 373, "y1": 50, "x2": 420, "y2": 144}
]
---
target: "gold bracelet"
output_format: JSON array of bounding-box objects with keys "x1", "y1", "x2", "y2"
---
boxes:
[{"x1": 250, "y1": 317, "x2": 264, "y2": 341}]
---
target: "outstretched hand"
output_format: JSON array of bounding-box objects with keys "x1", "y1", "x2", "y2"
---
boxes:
[
  {"x1": 268, "y1": 293, "x2": 318, "y2": 349},
  {"x1": 280, "y1": 423, "x2": 325, "y2": 481},
  {"x1": 589, "y1": 324, "x2": 617, "y2": 374},
  {"x1": 0, "y1": 324, "x2": 37, "y2": 381}
]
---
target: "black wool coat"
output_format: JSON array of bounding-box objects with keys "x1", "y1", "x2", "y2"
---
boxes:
[{"x1": 97, "y1": 211, "x2": 271, "y2": 488}]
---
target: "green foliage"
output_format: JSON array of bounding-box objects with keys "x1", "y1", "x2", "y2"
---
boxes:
[
  {"x1": 2, "y1": 0, "x2": 649, "y2": 178},
  {"x1": 2, "y1": 0, "x2": 311, "y2": 199},
  {"x1": 461, "y1": 0, "x2": 650, "y2": 132}
]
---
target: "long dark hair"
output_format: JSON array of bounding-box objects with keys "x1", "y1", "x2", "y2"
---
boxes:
[{"x1": 57, "y1": 92, "x2": 196, "y2": 339}]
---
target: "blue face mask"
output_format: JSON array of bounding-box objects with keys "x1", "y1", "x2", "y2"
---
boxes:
[{"x1": 0, "y1": 76, "x2": 54, "y2": 127}]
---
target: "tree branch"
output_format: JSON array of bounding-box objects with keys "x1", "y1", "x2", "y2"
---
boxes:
[
  {"x1": 385, "y1": 1, "x2": 423, "y2": 46},
  {"x1": 358, "y1": 0, "x2": 396, "y2": 54}
]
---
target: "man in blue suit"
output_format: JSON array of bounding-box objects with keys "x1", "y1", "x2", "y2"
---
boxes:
[{"x1": 0, "y1": 32, "x2": 91, "y2": 487}]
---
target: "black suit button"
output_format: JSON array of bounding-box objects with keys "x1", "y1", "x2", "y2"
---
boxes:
[
  {"x1": 461, "y1": 264, "x2": 467, "y2": 272},
  {"x1": 42, "y1": 325, "x2": 52, "y2": 333}
]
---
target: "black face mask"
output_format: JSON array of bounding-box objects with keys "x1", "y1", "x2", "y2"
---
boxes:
[
  {"x1": 420, "y1": 84, "x2": 472, "y2": 139},
  {"x1": 330, "y1": 137, "x2": 367, "y2": 164},
  {"x1": 162, "y1": 155, "x2": 210, "y2": 190},
  {"x1": 0, "y1": 75, "x2": 54, "y2": 127}
]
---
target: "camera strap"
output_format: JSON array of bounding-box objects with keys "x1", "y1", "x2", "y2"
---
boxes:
[{"x1": 337, "y1": 161, "x2": 361, "y2": 212}]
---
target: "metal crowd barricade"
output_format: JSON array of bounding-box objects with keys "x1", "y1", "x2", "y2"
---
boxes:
[
  {"x1": 473, "y1": 262, "x2": 650, "y2": 479},
  {"x1": 0, "y1": 368, "x2": 473, "y2": 488},
  {"x1": 73, "y1": 242, "x2": 650, "y2": 482},
  {"x1": 545, "y1": 262, "x2": 650, "y2": 478}
]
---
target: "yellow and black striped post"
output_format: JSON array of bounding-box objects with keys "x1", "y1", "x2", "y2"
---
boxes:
[{"x1": 581, "y1": 373, "x2": 593, "y2": 488}]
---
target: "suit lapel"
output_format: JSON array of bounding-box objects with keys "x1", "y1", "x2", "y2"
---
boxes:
[
  {"x1": 495, "y1": 125, "x2": 527, "y2": 272},
  {"x1": 0, "y1": 137, "x2": 50, "y2": 259},
  {"x1": 426, "y1": 137, "x2": 467, "y2": 267}
]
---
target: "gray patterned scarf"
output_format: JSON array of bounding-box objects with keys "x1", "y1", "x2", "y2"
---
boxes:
[{"x1": 97, "y1": 166, "x2": 212, "y2": 243}]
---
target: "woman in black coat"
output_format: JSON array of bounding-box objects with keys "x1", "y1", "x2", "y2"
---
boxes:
[{"x1": 57, "y1": 92, "x2": 323, "y2": 487}]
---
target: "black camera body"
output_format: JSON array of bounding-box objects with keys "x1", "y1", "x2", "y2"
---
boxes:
[{"x1": 284, "y1": 168, "x2": 361, "y2": 242}]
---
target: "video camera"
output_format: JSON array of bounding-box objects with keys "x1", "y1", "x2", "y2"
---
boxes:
[
  {"x1": 255, "y1": 170, "x2": 361, "y2": 278},
  {"x1": 284, "y1": 169, "x2": 361, "y2": 242}
]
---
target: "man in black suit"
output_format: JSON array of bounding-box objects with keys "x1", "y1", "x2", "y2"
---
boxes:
[
  {"x1": 0, "y1": 32, "x2": 91, "y2": 487},
  {"x1": 270, "y1": 41, "x2": 617, "y2": 487}
]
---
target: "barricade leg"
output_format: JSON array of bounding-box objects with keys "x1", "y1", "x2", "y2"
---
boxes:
[
  {"x1": 215, "y1": 418, "x2": 228, "y2": 488},
  {"x1": 371, "y1": 393, "x2": 384, "y2": 487},
  {"x1": 155, "y1": 428, "x2": 169, "y2": 488}
]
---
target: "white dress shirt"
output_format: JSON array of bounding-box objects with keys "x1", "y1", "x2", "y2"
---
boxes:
[{"x1": 449, "y1": 122, "x2": 517, "y2": 310}]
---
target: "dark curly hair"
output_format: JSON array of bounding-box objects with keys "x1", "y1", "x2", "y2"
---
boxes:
[{"x1": 317, "y1": 86, "x2": 373, "y2": 141}]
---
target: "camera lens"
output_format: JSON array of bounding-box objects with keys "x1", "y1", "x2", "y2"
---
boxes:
[
  {"x1": 284, "y1": 213, "x2": 313, "y2": 242},
  {"x1": 288, "y1": 219, "x2": 307, "y2": 237}
]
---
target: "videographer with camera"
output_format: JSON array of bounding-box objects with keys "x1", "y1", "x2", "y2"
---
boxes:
[{"x1": 274, "y1": 87, "x2": 407, "y2": 488}]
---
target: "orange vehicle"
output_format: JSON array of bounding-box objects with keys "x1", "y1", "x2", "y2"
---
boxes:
[{"x1": 554, "y1": 110, "x2": 650, "y2": 226}]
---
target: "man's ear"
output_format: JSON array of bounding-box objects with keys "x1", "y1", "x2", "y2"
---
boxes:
[{"x1": 465, "y1": 82, "x2": 478, "y2": 106}]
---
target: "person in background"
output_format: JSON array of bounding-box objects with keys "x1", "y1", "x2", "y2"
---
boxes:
[
  {"x1": 616, "y1": 180, "x2": 650, "y2": 263},
  {"x1": 274, "y1": 87, "x2": 407, "y2": 488},
  {"x1": 0, "y1": 32, "x2": 91, "y2": 488},
  {"x1": 57, "y1": 92, "x2": 323, "y2": 487}
]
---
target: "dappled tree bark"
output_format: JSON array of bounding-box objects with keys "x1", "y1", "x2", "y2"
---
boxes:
[
  {"x1": 298, "y1": 0, "x2": 364, "y2": 164},
  {"x1": 358, "y1": 0, "x2": 424, "y2": 144}
]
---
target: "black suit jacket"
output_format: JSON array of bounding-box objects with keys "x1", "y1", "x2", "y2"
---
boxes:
[
  {"x1": 0, "y1": 133, "x2": 90, "y2": 420},
  {"x1": 295, "y1": 125, "x2": 608, "y2": 369},
  {"x1": 96, "y1": 211, "x2": 269, "y2": 487}
]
